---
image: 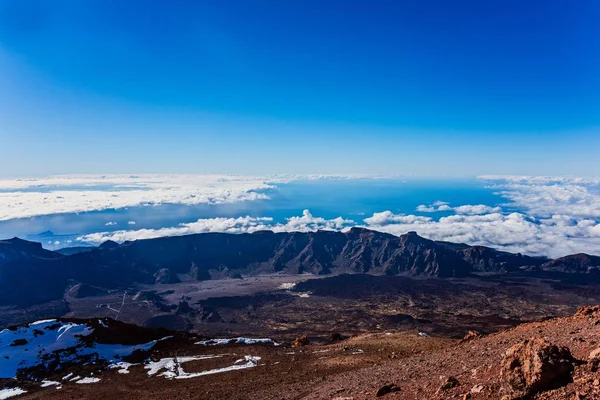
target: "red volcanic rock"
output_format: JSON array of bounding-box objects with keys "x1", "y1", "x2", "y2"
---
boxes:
[
  {"x1": 460, "y1": 330, "x2": 483, "y2": 343},
  {"x1": 574, "y1": 305, "x2": 600, "y2": 318},
  {"x1": 292, "y1": 335, "x2": 310, "y2": 347},
  {"x1": 501, "y1": 338, "x2": 575, "y2": 398}
]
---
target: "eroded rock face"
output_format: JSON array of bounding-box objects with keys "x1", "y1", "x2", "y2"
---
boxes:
[
  {"x1": 501, "y1": 338, "x2": 575, "y2": 398},
  {"x1": 575, "y1": 305, "x2": 600, "y2": 318}
]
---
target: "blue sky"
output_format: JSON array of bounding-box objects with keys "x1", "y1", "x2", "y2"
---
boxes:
[{"x1": 1, "y1": 0, "x2": 599, "y2": 176}]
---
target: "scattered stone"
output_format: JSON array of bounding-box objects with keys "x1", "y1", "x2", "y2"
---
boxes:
[
  {"x1": 589, "y1": 348, "x2": 600, "y2": 372},
  {"x1": 293, "y1": 335, "x2": 310, "y2": 347},
  {"x1": 439, "y1": 376, "x2": 459, "y2": 391},
  {"x1": 575, "y1": 306, "x2": 600, "y2": 317},
  {"x1": 460, "y1": 330, "x2": 482, "y2": 343},
  {"x1": 501, "y1": 338, "x2": 575, "y2": 398},
  {"x1": 470, "y1": 384, "x2": 484, "y2": 394},
  {"x1": 328, "y1": 332, "x2": 344, "y2": 343},
  {"x1": 375, "y1": 383, "x2": 400, "y2": 397}
]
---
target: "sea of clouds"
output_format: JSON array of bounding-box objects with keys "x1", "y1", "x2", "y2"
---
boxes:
[{"x1": 2, "y1": 174, "x2": 600, "y2": 258}]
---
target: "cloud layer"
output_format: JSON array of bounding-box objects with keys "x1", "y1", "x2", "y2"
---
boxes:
[
  {"x1": 0, "y1": 174, "x2": 385, "y2": 221},
  {"x1": 78, "y1": 210, "x2": 354, "y2": 244},
  {"x1": 0, "y1": 174, "x2": 278, "y2": 221},
  {"x1": 76, "y1": 176, "x2": 600, "y2": 258}
]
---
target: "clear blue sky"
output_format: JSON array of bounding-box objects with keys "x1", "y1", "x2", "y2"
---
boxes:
[{"x1": 1, "y1": 0, "x2": 599, "y2": 176}]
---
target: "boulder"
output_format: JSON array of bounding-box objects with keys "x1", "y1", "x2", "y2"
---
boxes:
[
  {"x1": 439, "y1": 376, "x2": 459, "y2": 391},
  {"x1": 327, "y1": 332, "x2": 344, "y2": 343},
  {"x1": 375, "y1": 383, "x2": 400, "y2": 397},
  {"x1": 575, "y1": 305, "x2": 600, "y2": 317},
  {"x1": 293, "y1": 335, "x2": 310, "y2": 347},
  {"x1": 501, "y1": 338, "x2": 575, "y2": 398}
]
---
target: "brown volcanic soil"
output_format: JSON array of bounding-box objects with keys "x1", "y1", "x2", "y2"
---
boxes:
[
  {"x1": 17, "y1": 330, "x2": 454, "y2": 400},
  {"x1": 55, "y1": 273, "x2": 600, "y2": 341},
  {"x1": 298, "y1": 308, "x2": 600, "y2": 400},
  {"x1": 16, "y1": 307, "x2": 600, "y2": 400}
]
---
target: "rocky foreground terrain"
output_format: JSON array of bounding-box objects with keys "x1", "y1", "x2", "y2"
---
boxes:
[{"x1": 2, "y1": 306, "x2": 600, "y2": 399}]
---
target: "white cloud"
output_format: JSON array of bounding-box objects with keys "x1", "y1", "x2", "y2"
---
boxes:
[
  {"x1": 364, "y1": 211, "x2": 432, "y2": 226},
  {"x1": 0, "y1": 174, "x2": 376, "y2": 221},
  {"x1": 105, "y1": 221, "x2": 117, "y2": 226},
  {"x1": 363, "y1": 210, "x2": 600, "y2": 258},
  {"x1": 416, "y1": 203, "x2": 499, "y2": 214},
  {"x1": 127, "y1": 221, "x2": 136, "y2": 225},
  {"x1": 0, "y1": 175, "x2": 277, "y2": 221},
  {"x1": 77, "y1": 206, "x2": 600, "y2": 258},
  {"x1": 77, "y1": 210, "x2": 354, "y2": 245},
  {"x1": 9, "y1": 174, "x2": 600, "y2": 259},
  {"x1": 479, "y1": 175, "x2": 600, "y2": 219},
  {"x1": 453, "y1": 204, "x2": 502, "y2": 215}
]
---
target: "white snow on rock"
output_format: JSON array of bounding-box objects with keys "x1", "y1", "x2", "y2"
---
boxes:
[
  {"x1": 278, "y1": 282, "x2": 296, "y2": 290},
  {"x1": 29, "y1": 319, "x2": 57, "y2": 326},
  {"x1": 145, "y1": 355, "x2": 224, "y2": 379},
  {"x1": 145, "y1": 355, "x2": 260, "y2": 379},
  {"x1": 108, "y1": 362, "x2": 137, "y2": 374},
  {"x1": 0, "y1": 319, "x2": 158, "y2": 379},
  {"x1": 75, "y1": 377, "x2": 100, "y2": 384},
  {"x1": 0, "y1": 388, "x2": 27, "y2": 399},
  {"x1": 40, "y1": 380, "x2": 60, "y2": 387},
  {"x1": 61, "y1": 373, "x2": 73, "y2": 381},
  {"x1": 195, "y1": 337, "x2": 279, "y2": 346}
]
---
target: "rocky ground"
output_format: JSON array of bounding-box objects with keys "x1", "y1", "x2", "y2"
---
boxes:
[
  {"x1": 48, "y1": 273, "x2": 600, "y2": 340},
  {"x1": 5, "y1": 306, "x2": 600, "y2": 400}
]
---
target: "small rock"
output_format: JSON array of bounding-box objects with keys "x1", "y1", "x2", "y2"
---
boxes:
[
  {"x1": 292, "y1": 335, "x2": 310, "y2": 347},
  {"x1": 439, "y1": 376, "x2": 459, "y2": 391},
  {"x1": 589, "y1": 348, "x2": 600, "y2": 372},
  {"x1": 462, "y1": 394, "x2": 471, "y2": 400},
  {"x1": 328, "y1": 332, "x2": 344, "y2": 343},
  {"x1": 375, "y1": 384, "x2": 400, "y2": 397},
  {"x1": 470, "y1": 384, "x2": 484, "y2": 394},
  {"x1": 589, "y1": 348, "x2": 600, "y2": 360},
  {"x1": 460, "y1": 331, "x2": 482, "y2": 343}
]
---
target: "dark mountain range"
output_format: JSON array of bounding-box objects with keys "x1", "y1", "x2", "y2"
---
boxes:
[
  {"x1": 0, "y1": 228, "x2": 597, "y2": 307},
  {"x1": 539, "y1": 253, "x2": 600, "y2": 274}
]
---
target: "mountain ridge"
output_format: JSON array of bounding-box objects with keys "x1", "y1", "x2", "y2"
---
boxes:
[{"x1": 1, "y1": 228, "x2": 599, "y2": 307}]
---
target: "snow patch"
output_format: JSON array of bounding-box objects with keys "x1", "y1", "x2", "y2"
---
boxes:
[
  {"x1": 278, "y1": 282, "x2": 296, "y2": 290},
  {"x1": 29, "y1": 319, "x2": 56, "y2": 326},
  {"x1": 145, "y1": 355, "x2": 260, "y2": 380},
  {"x1": 61, "y1": 373, "x2": 73, "y2": 381},
  {"x1": 40, "y1": 380, "x2": 60, "y2": 387},
  {"x1": 195, "y1": 337, "x2": 279, "y2": 346},
  {"x1": 75, "y1": 377, "x2": 100, "y2": 384},
  {"x1": 0, "y1": 388, "x2": 26, "y2": 399},
  {"x1": 108, "y1": 362, "x2": 137, "y2": 374},
  {"x1": 0, "y1": 320, "x2": 159, "y2": 379}
]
